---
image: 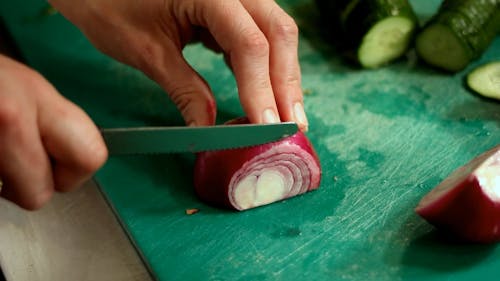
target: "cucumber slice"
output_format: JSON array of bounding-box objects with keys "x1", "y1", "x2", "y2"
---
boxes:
[
  {"x1": 315, "y1": 0, "x2": 418, "y2": 68},
  {"x1": 416, "y1": 0, "x2": 500, "y2": 72},
  {"x1": 416, "y1": 24, "x2": 471, "y2": 72},
  {"x1": 466, "y1": 61, "x2": 500, "y2": 100},
  {"x1": 358, "y1": 16, "x2": 416, "y2": 68}
]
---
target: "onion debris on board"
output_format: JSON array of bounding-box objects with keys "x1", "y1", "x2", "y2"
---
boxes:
[
  {"x1": 415, "y1": 145, "x2": 500, "y2": 243},
  {"x1": 194, "y1": 119, "x2": 321, "y2": 211}
]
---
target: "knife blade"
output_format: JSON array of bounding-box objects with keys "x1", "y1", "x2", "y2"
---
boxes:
[{"x1": 101, "y1": 122, "x2": 298, "y2": 155}]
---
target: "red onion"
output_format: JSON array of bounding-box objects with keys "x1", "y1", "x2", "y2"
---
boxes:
[
  {"x1": 194, "y1": 120, "x2": 321, "y2": 211},
  {"x1": 415, "y1": 145, "x2": 500, "y2": 243}
]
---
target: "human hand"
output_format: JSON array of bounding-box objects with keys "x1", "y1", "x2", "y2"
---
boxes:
[
  {"x1": 0, "y1": 54, "x2": 108, "y2": 210},
  {"x1": 49, "y1": 0, "x2": 309, "y2": 131}
]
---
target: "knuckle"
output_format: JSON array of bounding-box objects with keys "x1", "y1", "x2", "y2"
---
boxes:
[
  {"x1": 168, "y1": 84, "x2": 214, "y2": 125},
  {"x1": 24, "y1": 68, "x2": 47, "y2": 86},
  {"x1": 170, "y1": 86, "x2": 199, "y2": 113},
  {"x1": 0, "y1": 97, "x2": 22, "y2": 130},
  {"x1": 279, "y1": 66, "x2": 301, "y2": 85},
  {"x1": 251, "y1": 76, "x2": 273, "y2": 91},
  {"x1": 285, "y1": 73, "x2": 301, "y2": 87},
  {"x1": 137, "y1": 42, "x2": 160, "y2": 67},
  {"x1": 273, "y1": 15, "x2": 299, "y2": 43},
  {"x1": 16, "y1": 67, "x2": 49, "y2": 93},
  {"x1": 239, "y1": 31, "x2": 269, "y2": 57}
]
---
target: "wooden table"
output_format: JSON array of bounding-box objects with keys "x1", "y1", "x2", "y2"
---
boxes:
[{"x1": 0, "y1": 17, "x2": 152, "y2": 281}]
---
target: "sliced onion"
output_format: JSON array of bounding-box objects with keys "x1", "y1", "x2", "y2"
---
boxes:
[
  {"x1": 194, "y1": 121, "x2": 321, "y2": 211},
  {"x1": 415, "y1": 145, "x2": 500, "y2": 243}
]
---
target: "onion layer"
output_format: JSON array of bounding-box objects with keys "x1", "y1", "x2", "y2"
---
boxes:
[
  {"x1": 194, "y1": 122, "x2": 321, "y2": 211},
  {"x1": 415, "y1": 145, "x2": 500, "y2": 243}
]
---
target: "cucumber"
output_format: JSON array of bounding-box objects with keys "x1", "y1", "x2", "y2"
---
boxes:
[
  {"x1": 315, "y1": 0, "x2": 418, "y2": 68},
  {"x1": 416, "y1": 0, "x2": 500, "y2": 72},
  {"x1": 466, "y1": 61, "x2": 500, "y2": 100}
]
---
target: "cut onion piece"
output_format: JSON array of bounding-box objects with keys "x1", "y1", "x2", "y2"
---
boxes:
[
  {"x1": 193, "y1": 120, "x2": 321, "y2": 211},
  {"x1": 415, "y1": 145, "x2": 500, "y2": 243}
]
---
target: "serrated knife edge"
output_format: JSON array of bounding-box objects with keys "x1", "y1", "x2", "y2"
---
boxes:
[{"x1": 100, "y1": 122, "x2": 298, "y2": 155}]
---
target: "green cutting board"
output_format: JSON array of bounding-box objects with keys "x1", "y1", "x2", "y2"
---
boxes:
[{"x1": 2, "y1": 1, "x2": 500, "y2": 280}]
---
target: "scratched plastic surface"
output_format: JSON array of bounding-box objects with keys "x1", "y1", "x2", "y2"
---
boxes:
[{"x1": 2, "y1": 0, "x2": 500, "y2": 280}]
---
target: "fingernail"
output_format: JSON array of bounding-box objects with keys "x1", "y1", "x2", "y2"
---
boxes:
[
  {"x1": 262, "y1": 109, "x2": 280, "y2": 124},
  {"x1": 294, "y1": 102, "x2": 309, "y2": 131}
]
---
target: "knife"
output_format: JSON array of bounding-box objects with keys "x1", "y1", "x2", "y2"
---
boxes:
[{"x1": 101, "y1": 122, "x2": 298, "y2": 155}]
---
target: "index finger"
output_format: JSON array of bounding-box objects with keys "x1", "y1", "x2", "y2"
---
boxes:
[{"x1": 187, "y1": 0, "x2": 280, "y2": 124}]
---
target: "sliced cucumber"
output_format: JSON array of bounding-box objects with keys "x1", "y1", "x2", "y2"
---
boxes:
[
  {"x1": 415, "y1": 24, "x2": 470, "y2": 72},
  {"x1": 467, "y1": 61, "x2": 500, "y2": 100},
  {"x1": 416, "y1": 0, "x2": 500, "y2": 72},
  {"x1": 315, "y1": 0, "x2": 418, "y2": 68},
  {"x1": 358, "y1": 15, "x2": 416, "y2": 68}
]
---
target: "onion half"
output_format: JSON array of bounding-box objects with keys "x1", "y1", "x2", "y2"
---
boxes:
[
  {"x1": 415, "y1": 145, "x2": 500, "y2": 243},
  {"x1": 194, "y1": 122, "x2": 321, "y2": 211}
]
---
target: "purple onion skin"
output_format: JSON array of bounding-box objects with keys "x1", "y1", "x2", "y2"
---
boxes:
[
  {"x1": 416, "y1": 145, "x2": 500, "y2": 243},
  {"x1": 194, "y1": 128, "x2": 321, "y2": 211}
]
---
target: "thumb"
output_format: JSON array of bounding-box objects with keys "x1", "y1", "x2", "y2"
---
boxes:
[{"x1": 143, "y1": 42, "x2": 217, "y2": 126}]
